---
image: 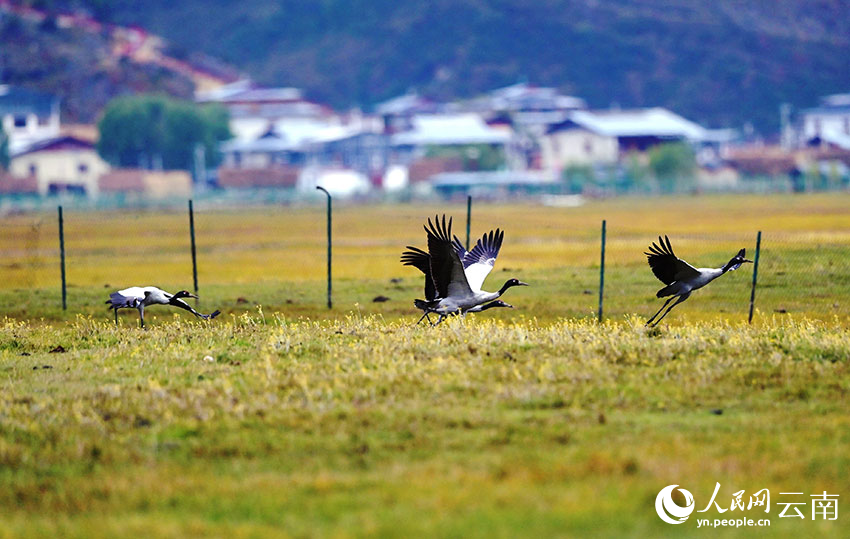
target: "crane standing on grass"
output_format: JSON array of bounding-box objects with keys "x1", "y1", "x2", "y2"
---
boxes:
[
  {"x1": 107, "y1": 286, "x2": 221, "y2": 328},
  {"x1": 645, "y1": 236, "x2": 752, "y2": 327}
]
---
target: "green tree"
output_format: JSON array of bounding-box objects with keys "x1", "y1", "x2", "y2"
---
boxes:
[
  {"x1": 0, "y1": 129, "x2": 9, "y2": 171},
  {"x1": 561, "y1": 164, "x2": 595, "y2": 193},
  {"x1": 425, "y1": 144, "x2": 505, "y2": 171},
  {"x1": 648, "y1": 142, "x2": 696, "y2": 193},
  {"x1": 97, "y1": 95, "x2": 230, "y2": 171}
]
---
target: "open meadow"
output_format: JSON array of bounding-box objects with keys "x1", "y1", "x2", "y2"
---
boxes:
[{"x1": 0, "y1": 193, "x2": 849, "y2": 536}]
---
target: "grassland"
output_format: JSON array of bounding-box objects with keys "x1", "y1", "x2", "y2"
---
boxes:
[
  {"x1": 0, "y1": 194, "x2": 849, "y2": 536},
  {"x1": 2, "y1": 193, "x2": 849, "y2": 324}
]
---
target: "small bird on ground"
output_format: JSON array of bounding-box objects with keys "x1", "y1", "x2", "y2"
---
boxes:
[
  {"x1": 106, "y1": 286, "x2": 221, "y2": 327},
  {"x1": 645, "y1": 236, "x2": 752, "y2": 327},
  {"x1": 402, "y1": 215, "x2": 527, "y2": 324}
]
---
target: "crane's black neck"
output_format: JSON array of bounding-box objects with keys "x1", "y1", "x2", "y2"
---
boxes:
[
  {"x1": 720, "y1": 259, "x2": 738, "y2": 273},
  {"x1": 498, "y1": 280, "x2": 517, "y2": 295}
]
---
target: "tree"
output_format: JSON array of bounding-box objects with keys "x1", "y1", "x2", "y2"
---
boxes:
[
  {"x1": 0, "y1": 129, "x2": 9, "y2": 171},
  {"x1": 96, "y1": 95, "x2": 230, "y2": 172},
  {"x1": 425, "y1": 144, "x2": 506, "y2": 171},
  {"x1": 648, "y1": 142, "x2": 696, "y2": 193}
]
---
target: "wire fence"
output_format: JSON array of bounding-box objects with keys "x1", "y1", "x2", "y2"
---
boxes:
[{"x1": 1, "y1": 198, "x2": 849, "y2": 323}]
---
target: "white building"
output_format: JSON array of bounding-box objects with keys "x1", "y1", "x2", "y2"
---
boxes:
[
  {"x1": 9, "y1": 135, "x2": 110, "y2": 196},
  {"x1": 0, "y1": 85, "x2": 61, "y2": 154},
  {"x1": 539, "y1": 107, "x2": 708, "y2": 171},
  {"x1": 799, "y1": 93, "x2": 850, "y2": 150}
]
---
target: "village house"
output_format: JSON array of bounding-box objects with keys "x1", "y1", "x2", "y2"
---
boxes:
[
  {"x1": 0, "y1": 85, "x2": 60, "y2": 154},
  {"x1": 8, "y1": 135, "x2": 110, "y2": 196},
  {"x1": 98, "y1": 169, "x2": 192, "y2": 199},
  {"x1": 539, "y1": 107, "x2": 709, "y2": 173},
  {"x1": 198, "y1": 80, "x2": 339, "y2": 169},
  {"x1": 799, "y1": 93, "x2": 850, "y2": 151}
]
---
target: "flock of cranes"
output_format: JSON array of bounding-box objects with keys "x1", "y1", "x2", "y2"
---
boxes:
[
  {"x1": 106, "y1": 214, "x2": 751, "y2": 328},
  {"x1": 399, "y1": 215, "x2": 750, "y2": 327}
]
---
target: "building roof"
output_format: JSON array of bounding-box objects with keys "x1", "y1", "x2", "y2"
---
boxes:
[
  {"x1": 0, "y1": 85, "x2": 58, "y2": 117},
  {"x1": 488, "y1": 82, "x2": 586, "y2": 111},
  {"x1": 213, "y1": 87, "x2": 304, "y2": 104},
  {"x1": 10, "y1": 135, "x2": 94, "y2": 158},
  {"x1": 565, "y1": 108, "x2": 708, "y2": 140},
  {"x1": 819, "y1": 130, "x2": 850, "y2": 151},
  {"x1": 430, "y1": 170, "x2": 557, "y2": 188},
  {"x1": 374, "y1": 92, "x2": 439, "y2": 116},
  {"x1": 392, "y1": 114, "x2": 512, "y2": 146},
  {"x1": 197, "y1": 80, "x2": 304, "y2": 104}
]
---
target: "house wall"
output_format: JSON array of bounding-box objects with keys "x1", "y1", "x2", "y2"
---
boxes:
[
  {"x1": 9, "y1": 148, "x2": 109, "y2": 196},
  {"x1": 802, "y1": 111, "x2": 850, "y2": 140},
  {"x1": 99, "y1": 169, "x2": 192, "y2": 198},
  {"x1": 539, "y1": 129, "x2": 618, "y2": 172},
  {"x1": 2, "y1": 110, "x2": 61, "y2": 153}
]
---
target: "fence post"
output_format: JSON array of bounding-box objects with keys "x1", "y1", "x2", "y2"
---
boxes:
[
  {"x1": 188, "y1": 199, "x2": 199, "y2": 304},
  {"x1": 465, "y1": 195, "x2": 472, "y2": 250},
  {"x1": 598, "y1": 219, "x2": 606, "y2": 323},
  {"x1": 748, "y1": 230, "x2": 762, "y2": 324},
  {"x1": 58, "y1": 205, "x2": 66, "y2": 311},
  {"x1": 317, "y1": 186, "x2": 332, "y2": 309}
]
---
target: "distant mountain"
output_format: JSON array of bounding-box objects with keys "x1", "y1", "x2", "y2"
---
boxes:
[
  {"x1": 7, "y1": 1, "x2": 850, "y2": 133},
  {"x1": 0, "y1": 1, "x2": 237, "y2": 123},
  {"x1": 93, "y1": 0, "x2": 850, "y2": 133}
]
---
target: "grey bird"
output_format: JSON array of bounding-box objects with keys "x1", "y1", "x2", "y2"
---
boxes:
[
  {"x1": 106, "y1": 286, "x2": 221, "y2": 327},
  {"x1": 413, "y1": 215, "x2": 527, "y2": 323},
  {"x1": 645, "y1": 236, "x2": 752, "y2": 327},
  {"x1": 401, "y1": 244, "x2": 513, "y2": 325}
]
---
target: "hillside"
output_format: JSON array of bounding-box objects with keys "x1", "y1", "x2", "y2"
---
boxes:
[
  {"x1": 96, "y1": 0, "x2": 850, "y2": 133},
  {"x1": 5, "y1": 1, "x2": 850, "y2": 132},
  {"x1": 0, "y1": 1, "x2": 237, "y2": 123}
]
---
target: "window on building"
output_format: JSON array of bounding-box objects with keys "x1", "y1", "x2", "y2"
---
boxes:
[
  {"x1": 29, "y1": 164, "x2": 37, "y2": 176},
  {"x1": 78, "y1": 163, "x2": 89, "y2": 175},
  {"x1": 14, "y1": 115, "x2": 27, "y2": 128}
]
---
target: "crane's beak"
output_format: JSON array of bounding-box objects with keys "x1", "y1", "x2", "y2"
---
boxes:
[
  {"x1": 187, "y1": 293, "x2": 199, "y2": 299},
  {"x1": 518, "y1": 281, "x2": 529, "y2": 286},
  {"x1": 504, "y1": 303, "x2": 514, "y2": 309},
  {"x1": 743, "y1": 259, "x2": 753, "y2": 264}
]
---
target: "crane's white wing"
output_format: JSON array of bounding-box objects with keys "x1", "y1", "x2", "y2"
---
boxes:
[
  {"x1": 462, "y1": 229, "x2": 504, "y2": 292},
  {"x1": 114, "y1": 286, "x2": 170, "y2": 305},
  {"x1": 116, "y1": 286, "x2": 149, "y2": 301}
]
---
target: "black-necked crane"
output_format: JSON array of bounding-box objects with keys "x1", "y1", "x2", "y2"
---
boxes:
[
  {"x1": 400, "y1": 244, "x2": 513, "y2": 325},
  {"x1": 106, "y1": 286, "x2": 221, "y2": 327},
  {"x1": 645, "y1": 236, "x2": 752, "y2": 327},
  {"x1": 407, "y1": 215, "x2": 527, "y2": 323}
]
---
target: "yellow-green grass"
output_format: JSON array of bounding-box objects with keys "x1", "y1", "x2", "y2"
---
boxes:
[
  {"x1": 1, "y1": 193, "x2": 848, "y2": 324},
  {"x1": 1, "y1": 194, "x2": 849, "y2": 536},
  {"x1": 0, "y1": 315, "x2": 848, "y2": 537}
]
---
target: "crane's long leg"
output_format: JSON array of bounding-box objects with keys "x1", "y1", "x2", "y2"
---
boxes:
[
  {"x1": 650, "y1": 293, "x2": 690, "y2": 327},
  {"x1": 113, "y1": 307, "x2": 118, "y2": 325},
  {"x1": 646, "y1": 296, "x2": 675, "y2": 326},
  {"x1": 138, "y1": 305, "x2": 145, "y2": 328},
  {"x1": 415, "y1": 311, "x2": 431, "y2": 325}
]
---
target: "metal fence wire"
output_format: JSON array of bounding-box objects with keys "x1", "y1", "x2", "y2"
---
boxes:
[
  {"x1": 596, "y1": 230, "x2": 850, "y2": 322},
  {"x1": 1, "y1": 202, "x2": 849, "y2": 323}
]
